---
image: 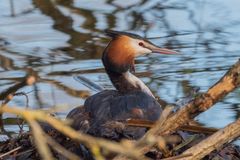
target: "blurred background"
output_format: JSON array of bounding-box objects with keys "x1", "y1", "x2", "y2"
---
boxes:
[{"x1": 0, "y1": 0, "x2": 240, "y2": 134}]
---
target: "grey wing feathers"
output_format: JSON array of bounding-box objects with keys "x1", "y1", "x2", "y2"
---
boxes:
[
  {"x1": 67, "y1": 106, "x2": 90, "y2": 133},
  {"x1": 67, "y1": 90, "x2": 162, "y2": 140}
]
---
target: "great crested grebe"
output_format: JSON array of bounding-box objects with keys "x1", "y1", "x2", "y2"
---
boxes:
[{"x1": 67, "y1": 30, "x2": 177, "y2": 140}]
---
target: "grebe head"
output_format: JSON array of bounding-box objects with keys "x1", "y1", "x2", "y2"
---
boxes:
[{"x1": 103, "y1": 30, "x2": 178, "y2": 73}]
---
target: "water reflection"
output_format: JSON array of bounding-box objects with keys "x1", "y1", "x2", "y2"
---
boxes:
[{"x1": 0, "y1": 0, "x2": 240, "y2": 133}]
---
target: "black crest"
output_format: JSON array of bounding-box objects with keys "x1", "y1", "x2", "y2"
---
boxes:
[
  {"x1": 104, "y1": 29, "x2": 155, "y2": 45},
  {"x1": 105, "y1": 29, "x2": 144, "y2": 39}
]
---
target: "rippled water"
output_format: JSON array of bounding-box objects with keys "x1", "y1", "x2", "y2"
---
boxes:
[{"x1": 0, "y1": 0, "x2": 240, "y2": 134}]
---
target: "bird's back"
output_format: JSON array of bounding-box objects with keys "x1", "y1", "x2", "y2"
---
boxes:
[{"x1": 67, "y1": 90, "x2": 162, "y2": 140}]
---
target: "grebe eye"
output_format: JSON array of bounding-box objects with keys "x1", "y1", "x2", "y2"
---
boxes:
[{"x1": 138, "y1": 42, "x2": 144, "y2": 46}]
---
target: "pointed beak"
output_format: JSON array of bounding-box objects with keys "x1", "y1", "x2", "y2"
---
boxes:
[
  {"x1": 146, "y1": 43, "x2": 179, "y2": 54},
  {"x1": 151, "y1": 47, "x2": 179, "y2": 54}
]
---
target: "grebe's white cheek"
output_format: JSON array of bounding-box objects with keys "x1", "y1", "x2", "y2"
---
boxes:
[
  {"x1": 136, "y1": 48, "x2": 152, "y2": 56},
  {"x1": 130, "y1": 39, "x2": 152, "y2": 57}
]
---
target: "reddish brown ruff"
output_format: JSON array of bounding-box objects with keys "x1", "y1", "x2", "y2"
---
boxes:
[{"x1": 105, "y1": 35, "x2": 135, "y2": 71}]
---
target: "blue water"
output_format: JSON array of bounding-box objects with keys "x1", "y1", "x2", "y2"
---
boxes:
[{"x1": 0, "y1": 0, "x2": 240, "y2": 133}]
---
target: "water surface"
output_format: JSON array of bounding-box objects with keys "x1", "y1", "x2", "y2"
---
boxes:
[{"x1": 0, "y1": 0, "x2": 240, "y2": 134}]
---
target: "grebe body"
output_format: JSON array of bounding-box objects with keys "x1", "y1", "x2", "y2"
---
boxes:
[{"x1": 67, "y1": 30, "x2": 177, "y2": 140}]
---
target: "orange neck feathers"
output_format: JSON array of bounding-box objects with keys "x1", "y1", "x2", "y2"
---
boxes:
[{"x1": 103, "y1": 36, "x2": 136, "y2": 73}]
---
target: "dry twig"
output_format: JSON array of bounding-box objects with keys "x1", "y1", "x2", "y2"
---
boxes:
[
  {"x1": 181, "y1": 117, "x2": 240, "y2": 160},
  {"x1": 158, "y1": 59, "x2": 240, "y2": 135},
  {"x1": 0, "y1": 74, "x2": 36, "y2": 137},
  {"x1": 44, "y1": 133, "x2": 81, "y2": 160},
  {"x1": 27, "y1": 119, "x2": 54, "y2": 160},
  {"x1": 0, "y1": 146, "x2": 22, "y2": 159},
  {"x1": 0, "y1": 75, "x2": 36, "y2": 101},
  {"x1": 0, "y1": 105, "x2": 147, "y2": 160}
]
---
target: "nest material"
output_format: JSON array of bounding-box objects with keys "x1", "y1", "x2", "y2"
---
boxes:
[{"x1": 1, "y1": 129, "x2": 240, "y2": 160}]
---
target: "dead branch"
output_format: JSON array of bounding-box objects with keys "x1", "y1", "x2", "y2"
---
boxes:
[
  {"x1": 0, "y1": 75, "x2": 36, "y2": 101},
  {"x1": 0, "y1": 74, "x2": 36, "y2": 138},
  {"x1": 155, "y1": 59, "x2": 240, "y2": 136},
  {"x1": 160, "y1": 153, "x2": 192, "y2": 160},
  {"x1": 42, "y1": 78, "x2": 90, "y2": 98},
  {"x1": 44, "y1": 133, "x2": 81, "y2": 160},
  {"x1": 180, "y1": 117, "x2": 240, "y2": 160},
  {"x1": 27, "y1": 119, "x2": 54, "y2": 160},
  {"x1": 126, "y1": 119, "x2": 218, "y2": 134},
  {"x1": 0, "y1": 105, "x2": 147, "y2": 160},
  {"x1": 0, "y1": 146, "x2": 22, "y2": 159}
]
